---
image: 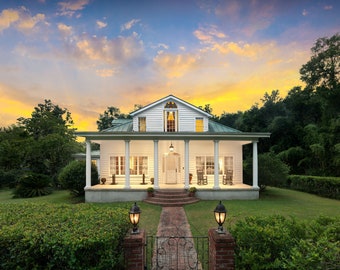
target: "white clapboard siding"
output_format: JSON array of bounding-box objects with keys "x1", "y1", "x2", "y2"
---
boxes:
[{"x1": 132, "y1": 100, "x2": 208, "y2": 132}]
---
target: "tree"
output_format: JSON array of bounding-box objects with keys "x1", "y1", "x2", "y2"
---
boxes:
[
  {"x1": 300, "y1": 33, "x2": 339, "y2": 91},
  {"x1": 198, "y1": 104, "x2": 213, "y2": 114},
  {"x1": 18, "y1": 99, "x2": 74, "y2": 139},
  {"x1": 300, "y1": 34, "x2": 340, "y2": 122},
  {"x1": 96, "y1": 106, "x2": 128, "y2": 131},
  {"x1": 17, "y1": 100, "x2": 81, "y2": 182}
]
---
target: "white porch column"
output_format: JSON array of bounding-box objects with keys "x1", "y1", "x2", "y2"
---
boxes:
[
  {"x1": 213, "y1": 140, "x2": 220, "y2": 189},
  {"x1": 184, "y1": 140, "x2": 190, "y2": 189},
  {"x1": 153, "y1": 140, "x2": 160, "y2": 189},
  {"x1": 85, "y1": 140, "x2": 91, "y2": 188},
  {"x1": 124, "y1": 140, "x2": 131, "y2": 189},
  {"x1": 253, "y1": 141, "x2": 259, "y2": 188}
]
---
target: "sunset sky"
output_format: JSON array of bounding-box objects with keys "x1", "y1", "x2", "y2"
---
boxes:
[{"x1": 0, "y1": 0, "x2": 339, "y2": 131}]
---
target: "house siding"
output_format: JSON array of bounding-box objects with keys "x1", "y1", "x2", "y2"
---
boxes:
[
  {"x1": 132, "y1": 100, "x2": 209, "y2": 132},
  {"x1": 98, "y1": 140, "x2": 243, "y2": 186}
]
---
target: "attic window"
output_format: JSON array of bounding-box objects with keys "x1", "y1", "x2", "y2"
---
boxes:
[
  {"x1": 165, "y1": 101, "x2": 177, "y2": 108},
  {"x1": 164, "y1": 101, "x2": 178, "y2": 132}
]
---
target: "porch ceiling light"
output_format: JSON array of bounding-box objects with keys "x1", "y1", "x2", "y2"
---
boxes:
[
  {"x1": 169, "y1": 142, "x2": 174, "y2": 152},
  {"x1": 214, "y1": 200, "x2": 227, "y2": 234},
  {"x1": 129, "y1": 202, "x2": 141, "y2": 234}
]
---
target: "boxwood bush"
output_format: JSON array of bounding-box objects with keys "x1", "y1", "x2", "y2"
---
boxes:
[
  {"x1": 231, "y1": 215, "x2": 340, "y2": 269},
  {"x1": 58, "y1": 160, "x2": 99, "y2": 197},
  {"x1": 0, "y1": 203, "x2": 130, "y2": 269},
  {"x1": 287, "y1": 175, "x2": 340, "y2": 199}
]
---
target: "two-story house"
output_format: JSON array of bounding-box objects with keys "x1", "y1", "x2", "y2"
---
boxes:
[{"x1": 77, "y1": 94, "x2": 270, "y2": 202}]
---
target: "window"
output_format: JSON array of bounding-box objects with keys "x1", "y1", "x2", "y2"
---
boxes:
[
  {"x1": 129, "y1": 156, "x2": 148, "y2": 175},
  {"x1": 196, "y1": 117, "x2": 203, "y2": 132},
  {"x1": 224, "y1": 156, "x2": 233, "y2": 172},
  {"x1": 110, "y1": 156, "x2": 148, "y2": 175},
  {"x1": 196, "y1": 156, "x2": 217, "y2": 175},
  {"x1": 164, "y1": 101, "x2": 178, "y2": 132},
  {"x1": 166, "y1": 111, "x2": 176, "y2": 132},
  {"x1": 138, "y1": 117, "x2": 146, "y2": 132}
]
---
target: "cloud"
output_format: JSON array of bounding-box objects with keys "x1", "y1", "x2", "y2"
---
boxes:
[
  {"x1": 0, "y1": 7, "x2": 45, "y2": 33},
  {"x1": 193, "y1": 25, "x2": 226, "y2": 44},
  {"x1": 57, "y1": 22, "x2": 72, "y2": 36},
  {"x1": 96, "y1": 68, "x2": 117, "y2": 77},
  {"x1": 212, "y1": 41, "x2": 275, "y2": 60},
  {"x1": 214, "y1": 0, "x2": 275, "y2": 37},
  {"x1": 121, "y1": 19, "x2": 140, "y2": 31},
  {"x1": 58, "y1": 0, "x2": 89, "y2": 17},
  {"x1": 96, "y1": 20, "x2": 107, "y2": 29},
  {"x1": 324, "y1": 5, "x2": 333, "y2": 10},
  {"x1": 56, "y1": 30, "x2": 146, "y2": 76},
  {"x1": 0, "y1": 9, "x2": 20, "y2": 31},
  {"x1": 154, "y1": 52, "x2": 199, "y2": 78}
]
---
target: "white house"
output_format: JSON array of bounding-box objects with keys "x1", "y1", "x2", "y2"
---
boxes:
[{"x1": 77, "y1": 94, "x2": 270, "y2": 202}]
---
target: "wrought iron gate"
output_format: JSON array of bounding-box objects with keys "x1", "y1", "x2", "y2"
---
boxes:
[{"x1": 146, "y1": 235, "x2": 209, "y2": 270}]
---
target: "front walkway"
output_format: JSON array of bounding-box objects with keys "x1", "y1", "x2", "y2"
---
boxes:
[{"x1": 152, "y1": 207, "x2": 202, "y2": 270}]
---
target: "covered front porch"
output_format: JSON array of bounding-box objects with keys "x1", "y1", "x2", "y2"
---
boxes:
[{"x1": 78, "y1": 131, "x2": 269, "y2": 202}]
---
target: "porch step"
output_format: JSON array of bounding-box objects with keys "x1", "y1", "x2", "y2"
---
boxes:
[{"x1": 144, "y1": 189, "x2": 199, "y2": 207}]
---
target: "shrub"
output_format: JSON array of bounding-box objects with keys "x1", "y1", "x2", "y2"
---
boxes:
[
  {"x1": 258, "y1": 152, "x2": 290, "y2": 189},
  {"x1": 231, "y1": 215, "x2": 340, "y2": 270},
  {"x1": 0, "y1": 169, "x2": 21, "y2": 188},
  {"x1": 243, "y1": 152, "x2": 290, "y2": 190},
  {"x1": 288, "y1": 175, "x2": 340, "y2": 199},
  {"x1": 58, "y1": 160, "x2": 98, "y2": 197},
  {"x1": 0, "y1": 203, "x2": 130, "y2": 269},
  {"x1": 13, "y1": 172, "x2": 52, "y2": 198}
]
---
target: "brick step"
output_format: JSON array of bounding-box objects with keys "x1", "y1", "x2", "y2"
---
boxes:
[{"x1": 144, "y1": 189, "x2": 199, "y2": 207}]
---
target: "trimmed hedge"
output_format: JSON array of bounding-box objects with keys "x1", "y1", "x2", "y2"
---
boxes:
[
  {"x1": 287, "y1": 175, "x2": 340, "y2": 200},
  {"x1": 0, "y1": 203, "x2": 130, "y2": 269},
  {"x1": 231, "y1": 215, "x2": 340, "y2": 269}
]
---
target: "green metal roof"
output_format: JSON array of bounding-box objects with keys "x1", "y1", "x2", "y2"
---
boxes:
[
  {"x1": 102, "y1": 119, "x2": 133, "y2": 132},
  {"x1": 208, "y1": 121, "x2": 241, "y2": 133}
]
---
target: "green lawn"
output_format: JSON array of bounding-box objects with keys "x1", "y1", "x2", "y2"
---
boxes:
[
  {"x1": 185, "y1": 187, "x2": 340, "y2": 236},
  {"x1": 1, "y1": 187, "x2": 339, "y2": 237}
]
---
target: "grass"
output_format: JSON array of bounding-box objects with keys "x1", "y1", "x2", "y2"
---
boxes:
[
  {"x1": 185, "y1": 187, "x2": 340, "y2": 236},
  {"x1": 1, "y1": 187, "x2": 339, "y2": 236}
]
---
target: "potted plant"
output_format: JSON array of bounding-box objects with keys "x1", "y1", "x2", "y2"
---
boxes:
[
  {"x1": 188, "y1": 186, "x2": 197, "y2": 197},
  {"x1": 147, "y1": 187, "x2": 154, "y2": 197}
]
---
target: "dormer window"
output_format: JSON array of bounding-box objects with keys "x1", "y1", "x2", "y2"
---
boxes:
[{"x1": 164, "y1": 101, "x2": 178, "y2": 132}]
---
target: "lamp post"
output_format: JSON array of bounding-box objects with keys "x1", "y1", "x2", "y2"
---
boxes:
[
  {"x1": 214, "y1": 200, "x2": 227, "y2": 233},
  {"x1": 129, "y1": 202, "x2": 141, "y2": 234}
]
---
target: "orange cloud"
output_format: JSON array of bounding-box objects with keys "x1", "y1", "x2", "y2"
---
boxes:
[
  {"x1": 154, "y1": 52, "x2": 199, "y2": 78},
  {"x1": 0, "y1": 7, "x2": 45, "y2": 33}
]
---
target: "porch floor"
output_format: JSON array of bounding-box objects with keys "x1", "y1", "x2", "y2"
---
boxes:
[{"x1": 90, "y1": 182, "x2": 252, "y2": 190}]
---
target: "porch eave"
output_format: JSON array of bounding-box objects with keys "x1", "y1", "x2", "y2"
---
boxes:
[{"x1": 76, "y1": 131, "x2": 270, "y2": 141}]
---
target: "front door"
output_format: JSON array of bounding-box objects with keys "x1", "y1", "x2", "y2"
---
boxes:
[{"x1": 165, "y1": 152, "x2": 180, "y2": 184}]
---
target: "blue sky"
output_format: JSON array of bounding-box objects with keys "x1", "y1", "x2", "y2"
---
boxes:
[{"x1": 0, "y1": 0, "x2": 339, "y2": 130}]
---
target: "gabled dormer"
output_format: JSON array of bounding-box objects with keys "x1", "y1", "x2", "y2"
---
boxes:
[{"x1": 130, "y1": 95, "x2": 212, "y2": 133}]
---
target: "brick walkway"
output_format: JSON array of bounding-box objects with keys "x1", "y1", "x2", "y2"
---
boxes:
[{"x1": 152, "y1": 207, "x2": 201, "y2": 270}]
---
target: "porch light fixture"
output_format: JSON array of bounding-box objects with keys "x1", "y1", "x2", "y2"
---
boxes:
[
  {"x1": 129, "y1": 202, "x2": 141, "y2": 234},
  {"x1": 169, "y1": 142, "x2": 174, "y2": 152},
  {"x1": 214, "y1": 201, "x2": 227, "y2": 234}
]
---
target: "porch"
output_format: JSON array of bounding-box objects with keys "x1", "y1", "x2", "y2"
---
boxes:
[{"x1": 84, "y1": 182, "x2": 259, "y2": 203}]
